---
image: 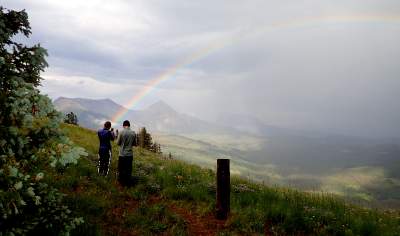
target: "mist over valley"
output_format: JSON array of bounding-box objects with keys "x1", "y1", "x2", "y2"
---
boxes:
[{"x1": 55, "y1": 97, "x2": 400, "y2": 208}]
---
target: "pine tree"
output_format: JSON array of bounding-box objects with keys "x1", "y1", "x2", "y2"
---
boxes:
[
  {"x1": 151, "y1": 141, "x2": 157, "y2": 152},
  {"x1": 138, "y1": 127, "x2": 153, "y2": 149},
  {"x1": 150, "y1": 142, "x2": 162, "y2": 153},
  {"x1": 158, "y1": 143, "x2": 162, "y2": 154},
  {"x1": 73, "y1": 112, "x2": 78, "y2": 125},
  {"x1": 0, "y1": 7, "x2": 86, "y2": 235},
  {"x1": 138, "y1": 127, "x2": 146, "y2": 148},
  {"x1": 64, "y1": 111, "x2": 78, "y2": 125},
  {"x1": 145, "y1": 129, "x2": 153, "y2": 149}
]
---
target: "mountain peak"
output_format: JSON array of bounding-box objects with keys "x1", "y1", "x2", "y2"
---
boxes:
[
  {"x1": 146, "y1": 100, "x2": 176, "y2": 114},
  {"x1": 54, "y1": 96, "x2": 70, "y2": 102},
  {"x1": 55, "y1": 97, "x2": 123, "y2": 107}
]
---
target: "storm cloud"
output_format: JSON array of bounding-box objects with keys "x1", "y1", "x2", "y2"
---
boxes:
[{"x1": 3, "y1": 0, "x2": 400, "y2": 137}]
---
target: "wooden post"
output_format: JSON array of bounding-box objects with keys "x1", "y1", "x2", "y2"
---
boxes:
[{"x1": 216, "y1": 159, "x2": 230, "y2": 220}]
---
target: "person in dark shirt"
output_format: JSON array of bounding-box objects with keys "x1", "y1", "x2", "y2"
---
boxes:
[{"x1": 97, "y1": 121, "x2": 116, "y2": 176}]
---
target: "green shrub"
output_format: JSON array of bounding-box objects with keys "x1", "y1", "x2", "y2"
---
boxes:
[{"x1": 0, "y1": 7, "x2": 87, "y2": 235}]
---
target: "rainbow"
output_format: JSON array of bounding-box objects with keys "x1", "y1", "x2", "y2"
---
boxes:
[
  {"x1": 111, "y1": 14, "x2": 400, "y2": 123},
  {"x1": 110, "y1": 39, "x2": 231, "y2": 123}
]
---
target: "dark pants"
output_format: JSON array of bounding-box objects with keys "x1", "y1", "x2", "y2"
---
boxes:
[
  {"x1": 98, "y1": 149, "x2": 111, "y2": 176},
  {"x1": 118, "y1": 155, "x2": 133, "y2": 185}
]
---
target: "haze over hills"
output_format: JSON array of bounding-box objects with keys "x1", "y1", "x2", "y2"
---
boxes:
[
  {"x1": 54, "y1": 97, "x2": 229, "y2": 134},
  {"x1": 54, "y1": 97, "x2": 400, "y2": 208},
  {"x1": 54, "y1": 97, "x2": 124, "y2": 129}
]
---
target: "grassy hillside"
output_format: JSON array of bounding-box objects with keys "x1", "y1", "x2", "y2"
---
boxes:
[
  {"x1": 58, "y1": 124, "x2": 399, "y2": 235},
  {"x1": 154, "y1": 132, "x2": 400, "y2": 208}
]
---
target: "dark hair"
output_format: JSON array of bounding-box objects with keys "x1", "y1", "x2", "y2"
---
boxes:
[
  {"x1": 123, "y1": 120, "x2": 130, "y2": 127},
  {"x1": 104, "y1": 121, "x2": 112, "y2": 129}
]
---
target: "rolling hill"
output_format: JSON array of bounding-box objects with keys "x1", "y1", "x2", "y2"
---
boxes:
[
  {"x1": 60, "y1": 124, "x2": 400, "y2": 235},
  {"x1": 54, "y1": 97, "x2": 400, "y2": 208}
]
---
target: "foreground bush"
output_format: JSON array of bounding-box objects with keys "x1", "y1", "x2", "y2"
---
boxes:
[{"x1": 0, "y1": 7, "x2": 86, "y2": 235}]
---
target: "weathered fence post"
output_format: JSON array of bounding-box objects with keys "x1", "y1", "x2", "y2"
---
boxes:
[{"x1": 216, "y1": 159, "x2": 230, "y2": 220}]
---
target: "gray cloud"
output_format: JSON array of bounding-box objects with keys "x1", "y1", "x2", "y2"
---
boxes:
[{"x1": 3, "y1": 0, "x2": 400, "y2": 137}]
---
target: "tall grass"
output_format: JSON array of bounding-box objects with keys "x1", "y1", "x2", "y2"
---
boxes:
[{"x1": 59, "y1": 124, "x2": 400, "y2": 235}]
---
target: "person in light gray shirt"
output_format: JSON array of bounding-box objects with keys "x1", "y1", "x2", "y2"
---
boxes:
[{"x1": 116, "y1": 120, "x2": 137, "y2": 186}]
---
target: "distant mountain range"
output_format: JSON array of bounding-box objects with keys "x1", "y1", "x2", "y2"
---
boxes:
[
  {"x1": 54, "y1": 97, "x2": 400, "y2": 208},
  {"x1": 54, "y1": 97, "x2": 231, "y2": 134},
  {"x1": 52, "y1": 97, "x2": 341, "y2": 137},
  {"x1": 54, "y1": 97, "x2": 123, "y2": 129},
  {"x1": 54, "y1": 97, "x2": 400, "y2": 144}
]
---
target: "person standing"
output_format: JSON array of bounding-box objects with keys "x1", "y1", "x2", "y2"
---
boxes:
[
  {"x1": 97, "y1": 121, "x2": 115, "y2": 176},
  {"x1": 117, "y1": 120, "x2": 137, "y2": 186}
]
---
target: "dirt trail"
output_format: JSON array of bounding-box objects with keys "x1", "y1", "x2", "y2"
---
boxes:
[
  {"x1": 103, "y1": 196, "x2": 140, "y2": 236},
  {"x1": 93, "y1": 163, "x2": 226, "y2": 235},
  {"x1": 169, "y1": 204, "x2": 227, "y2": 236},
  {"x1": 103, "y1": 192, "x2": 226, "y2": 235},
  {"x1": 148, "y1": 195, "x2": 226, "y2": 235}
]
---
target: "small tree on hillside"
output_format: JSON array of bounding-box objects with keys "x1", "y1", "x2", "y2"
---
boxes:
[
  {"x1": 151, "y1": 142, "x2": 162, "y2": 154},
  {"x1": 138, "y1": 127, "x2": 153, "y2": 149},
  {"x1": 64, "y1": 111, "x2": 78, "y2": 125},
  {"x1": 137, "y1": 127, "x2": 162, "y2": 153}
]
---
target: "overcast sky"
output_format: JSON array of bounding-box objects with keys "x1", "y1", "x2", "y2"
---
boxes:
[{"x1": 3, "y1": 0, "x2": 400, "y2": 137}]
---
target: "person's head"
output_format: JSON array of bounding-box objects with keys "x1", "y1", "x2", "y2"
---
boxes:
[
  {"x1": 104, "y1": 121, "x2": 112, "y2": 130},
  {"x1": 123, "y1": 120, "x2": 130, "y2": 128}
]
